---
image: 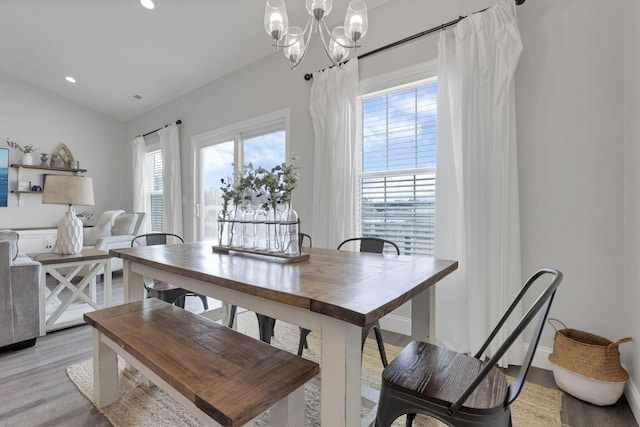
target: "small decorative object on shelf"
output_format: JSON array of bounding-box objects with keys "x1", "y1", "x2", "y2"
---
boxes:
[
  {"x1": 40, "y1": 153, "x2": 49, "y2": 166},
  {"x1": 6, "y1": 138, "x2": 39, "y2": 165},
  {"x1": 50, "y1": 143, "x2": 74, "y2": 168}
]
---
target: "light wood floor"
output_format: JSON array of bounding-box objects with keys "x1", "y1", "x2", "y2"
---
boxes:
[{"x1": 0, "y1": 273, "x2": 636, "y2": 427}]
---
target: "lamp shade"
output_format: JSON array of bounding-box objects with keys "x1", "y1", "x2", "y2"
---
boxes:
[{"x1": 42, "y1": 175, "x2": 95, "y2": 206}]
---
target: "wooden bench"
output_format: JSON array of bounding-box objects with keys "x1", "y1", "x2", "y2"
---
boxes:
[{"x1": 84, "y1": 299, "x2": 319, "y2": 426}]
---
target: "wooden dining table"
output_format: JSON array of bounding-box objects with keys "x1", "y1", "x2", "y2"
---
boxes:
[{"x1": 110, "y1": 243, "x2": 457, "y2": 427}]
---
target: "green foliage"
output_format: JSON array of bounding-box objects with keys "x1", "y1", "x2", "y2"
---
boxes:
[
  {"x1": 6, "y1": 138, "x2": 39, "y2": 153},
  {"x1": 219, "y1": 155, "x2": 300, "y2": 213}
]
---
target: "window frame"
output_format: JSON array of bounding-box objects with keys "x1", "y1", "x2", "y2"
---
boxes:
[
  {"x1": 191, "y1": 109, "x2": 290, "y2": 240},
  {"x1": 357, "y1": 60, "x2": 438, "y2": 255}
]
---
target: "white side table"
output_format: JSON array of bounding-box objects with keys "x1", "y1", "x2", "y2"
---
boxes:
[{"x1": 32, "y1": 249, "x2": 112, "y2": 335}]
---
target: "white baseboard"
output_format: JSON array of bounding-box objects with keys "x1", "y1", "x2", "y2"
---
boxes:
[
  {"x1": 379, "y1": 314, "x2": 412, "y2": 336},
  {"x1": 625, "y1": 372, "x2": 640, "y2": 424},
  {"x1": 527, "y1": 342, "x2": 553, "y2": 371}
]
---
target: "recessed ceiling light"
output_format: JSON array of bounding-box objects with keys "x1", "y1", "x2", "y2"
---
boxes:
[
  {"x1": 140, "y1": 0, "x2": 155, "y2": 10},
  {"x1": 65, "y1": 76, "x2": 76, "y2": 83}
]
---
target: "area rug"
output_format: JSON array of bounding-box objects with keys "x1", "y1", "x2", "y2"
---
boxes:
[{"x1": 67, "y1": 312, "x2": 562, "y2": 426}]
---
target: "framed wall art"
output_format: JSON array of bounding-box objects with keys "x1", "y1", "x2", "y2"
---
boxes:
[{"x1": 0, "y1": 148, "x2": 8, "y2": 207}]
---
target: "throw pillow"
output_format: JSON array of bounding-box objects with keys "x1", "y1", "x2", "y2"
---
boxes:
[
  {"x1": 0, "y1": 230, "x2": 20, "y2": 261},
  {"x1": 83, "y1": 220, "x2": 112, "y2": 246},
  {"x1": 112, "y1": 213, "x2": 138, "y2": 236}
]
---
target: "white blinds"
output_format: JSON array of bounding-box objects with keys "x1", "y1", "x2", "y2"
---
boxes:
[
  {"x1": 359, "y1": 79, "x2": 437, "y2": 255},
  {"x1": 145, "y1": 149, "x2": 163, "y2": 232}
]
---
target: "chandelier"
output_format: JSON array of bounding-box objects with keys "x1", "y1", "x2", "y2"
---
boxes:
[{"x1": 264, "y1": 0, "x2": 368, "y2": 69}]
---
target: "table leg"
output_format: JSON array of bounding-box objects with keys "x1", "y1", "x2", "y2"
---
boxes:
[
  {"x1": 321, "y1": 320, "x2": 361, "y2": 426},
  {"x1": 39, "y1": 268, "x2": 47, "y2": 336},
  {"x1": 270, "y1": 385, "x2": 305, "y2": 427},
  {"x1": 123, "y1": 260, "x2": 145, "y2": 303},
  {"x1": 411, "y1": 288, "x2": 432, "y2": 342},
  {"x1": 92, "y1": 329, "x2": 119, "y2": 407},
  {"x1": 104, "y1": 258, "x2": 112, "y2": 307}
]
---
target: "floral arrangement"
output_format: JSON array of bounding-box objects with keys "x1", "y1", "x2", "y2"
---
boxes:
[
  {"x1": 219, "y1": 154, "x2": 300, "y2": 214},
  {"x1": 6, "y1": 138, "x2": 39, "y2": 153},
  {"x1": 217, "y1": 154, "x2": 300, "y2": 252}
]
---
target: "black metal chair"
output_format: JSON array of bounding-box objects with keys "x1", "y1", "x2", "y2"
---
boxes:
[
  {"x1": 375, "y1": 268, "x2": 563, "y2": 427},
  {"x1": 300, "y1": 232, "x2": 312, "y2": 248},
  {"x1": 131, "y1": 233, "x2": 208, "y2": 310},
  {"x1": 227, "y1": 232, "x2": 313, "y2": 342},
  {"x1": 337, "y1": 237, "x2": 400, "y2": 255},
  {"x1": 297, "y1": 237, "x2": 400, "y2": 367}
]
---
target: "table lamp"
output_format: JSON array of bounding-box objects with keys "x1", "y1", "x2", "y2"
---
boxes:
[{"x1": 42, "y1": 175, "x2": 95, "y2": 254}]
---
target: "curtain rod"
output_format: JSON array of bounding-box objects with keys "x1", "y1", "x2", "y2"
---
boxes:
[
  {"x1": 141, "y1": 119, "x2": 183, "y2": 138},
  {"x1": 303, "y1": 0, "x2": 526, "y2": 81}
]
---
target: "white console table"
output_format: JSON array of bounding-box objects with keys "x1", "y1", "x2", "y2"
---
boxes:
[
  {"x1": 16, "y1": 228, "x2": 58, "y2": 253},
  {"x1": 33, "y1": 249, "x2": 112, "y2": 334}
]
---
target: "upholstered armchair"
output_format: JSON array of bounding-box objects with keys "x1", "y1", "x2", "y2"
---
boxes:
[
  {"x1": 82, "y1": 210, "x2": 146, "y2": 272},
  {"x1": 0, "y1": 230, "x2": 42, "y2": 350}
]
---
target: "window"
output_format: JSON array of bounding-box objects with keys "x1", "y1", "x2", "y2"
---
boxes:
[
  {"x1": 359, "y1": 76, "x2": 437, "y2": 256},
  {"x1": 145, "y1": 149, "x2": 163, "y2": 232},
  {"x1": 194, "y1": 110, "x2": 289, "y2": 241}
]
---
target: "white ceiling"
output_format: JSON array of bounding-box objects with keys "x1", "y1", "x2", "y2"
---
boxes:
[{"x1": 0, "y1": 0, "x2": 389, "y2": 122}]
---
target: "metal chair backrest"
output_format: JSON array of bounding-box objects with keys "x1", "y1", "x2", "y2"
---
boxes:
[
  {"x1": 337, "y1": 237, "x2": 400, "y2": 255},
  {"x1": 449, "y1": 268, "x2": 563, "y2": 414},
  {"x1": 131, "y1": 233, "x2": 184, "y2": 247},
  {"x1": 300, "y1": 233, "x2": 312, "y2": 248}
]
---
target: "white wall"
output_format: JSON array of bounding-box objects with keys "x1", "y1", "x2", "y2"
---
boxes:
[
  {"x1": 123, "y1": 0, "x2": 637, "y2": 415},
  {"x1": 517, "y1": 0, "x2": 625, "y2": 346},
  {"x1": 0, "y1": 71, "x2": 129, "y2": 228},
  {"x1": 624, "y1": 0, "x2": 640, "y2": 418}
]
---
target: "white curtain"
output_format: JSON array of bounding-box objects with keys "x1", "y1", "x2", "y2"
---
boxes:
[
  {"x1": 158, "y1": 123, "x2": 184, "y2": 237},
  {"x1": 435, "y1": 0, "x2": 523, "y2": 367},
  {"x1": 131, "y1": 136, "x2": 146, "y2": 214},
  {"x1": 309, "y1": 60, "x2": 359, "y2": 249}
]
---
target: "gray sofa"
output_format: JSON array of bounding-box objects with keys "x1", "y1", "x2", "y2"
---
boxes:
[{"x1": 0, "y1": 230, "x2": 42, "y2": 350}]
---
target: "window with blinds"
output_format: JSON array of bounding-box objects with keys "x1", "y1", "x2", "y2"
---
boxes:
[
  {"x1": 145, "y1": 149, "x2": 163, "y2": 232},
  {"x1": 359, "y1": 78, "x2": 437, "y2": 256}
]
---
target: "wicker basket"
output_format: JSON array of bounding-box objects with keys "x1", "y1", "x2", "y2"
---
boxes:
[{"x1": 548, "y1": 319, "x2": 632, "y2": 405}]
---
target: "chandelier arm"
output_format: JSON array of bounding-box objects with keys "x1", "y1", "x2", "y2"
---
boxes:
[
  {"x1": 333, "y1": 39, "x2": 360, "y2": 49},
  {"x1": 318, "y1": 20, "x2": 340, "y2": 67}
]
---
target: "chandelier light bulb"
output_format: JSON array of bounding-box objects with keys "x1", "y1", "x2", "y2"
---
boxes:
[
  {"x1": 139, "y1": 0, "x2": 155, "y2": 10},
  {"x1": 306, "y1": 0, "x2": 332, "y2": 20},
  {"x1": 329, "y1": 27, "x2": 350, "y2": 63},
  {"x1": 344, "y1": 0, "x2": 368, "y2": 42},
  {"x1": 265, "y1": 0, "x2": 289, "y2": 42},
  {"x1": 284, "y1": 27, "x2": 305, "y2": 64}
]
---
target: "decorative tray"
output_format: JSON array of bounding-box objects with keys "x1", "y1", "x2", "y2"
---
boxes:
[{"x1": 211, "y1": 246, "x2": 310, "y2": 263}]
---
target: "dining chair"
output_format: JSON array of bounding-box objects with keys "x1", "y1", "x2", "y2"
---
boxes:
[
  {"x1": 131, "y1": 233, "x2": 209, "y2": 310},
  {"x1": 300, "y1": 232, "x2": 312, "y2": 248},
  {"x1": 297, "y1": 237, "x2": 400, "y2": 367},
  {"x1": 227, "y1": 232, "x2": 314, "y2": 342},
  {"x1": 337, "y1": 236, "x2": 399, "y2": 255},
  {"x1": 374, "y1": 268, "x2": 563, "y2": 427}
]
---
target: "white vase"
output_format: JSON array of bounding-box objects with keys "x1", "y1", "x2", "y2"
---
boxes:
[
  {"x1": 22, "y1": 153, "x2": 33, "y2": 165},
  {"x1": 56, "y1": 210, "x2": 83, "y2": 254}
]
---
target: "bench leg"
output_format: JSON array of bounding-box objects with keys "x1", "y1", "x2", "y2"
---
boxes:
[
  {"x1": 270, "y1": 385, "x2": 305, "y2": 427},
  {"x1": 92, "y1": 329, "x2": 119, "y2": 407}
]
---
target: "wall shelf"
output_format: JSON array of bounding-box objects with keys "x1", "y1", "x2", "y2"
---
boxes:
[
  {"x1": 10, "y1": 163, "x2": 88, "y2": 206},
  {"x1": 10, "y1": 190, "x2": 44, "y2": 195},
  {"x1": 10, "y1": 163, "x2": 87, "y2": 173}
]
